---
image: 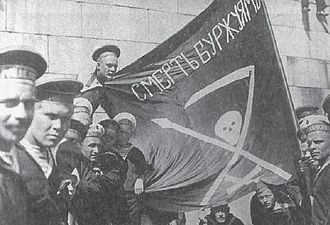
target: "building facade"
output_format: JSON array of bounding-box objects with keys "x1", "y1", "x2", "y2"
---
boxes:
[{"x1": 0, "y1": 0, "x2": 328, "y2": 118}]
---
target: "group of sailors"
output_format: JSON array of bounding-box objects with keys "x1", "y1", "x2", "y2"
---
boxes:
[
  {"x1": 2, "y1": 42, "x2": 330, "y2": 225},
  {"x1": 0, "y1": 44, "x2": 148, "y2": 225}
]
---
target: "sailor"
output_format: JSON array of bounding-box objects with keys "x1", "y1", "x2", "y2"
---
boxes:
[
  {"x1": 295, "y1": 105, "x2": 320, "y2": 124},
  {"x1": 303, "y1": 115, "x2": 330, "y2": 225},
  {"x1": 199, "y1": 204, "x2": 244, "y2": 225},
  {"x1": 57, "y1": 99, "x2": 93, "y2": 225},
  {"x1": 0, "y1": 46, "x2": 46, "y2": 225},
  {"x1": 80, "y1": 45, "x2": 121, "y2": 115},
  {"x1": 18, "y1": 76, "x2": 83, "y2": 225},
  {"x1": 70, "y1": 124, "x2": 115, "y2": 225},
  {"x1": 114, "y1": 112, "x2": 148, "y2": 225},
  {"x1": 98, "y1": 119, "x2": 129, "y2": 225},
  {"x1": 295, "y1": 106, "x2": 322, "y2": 225}
]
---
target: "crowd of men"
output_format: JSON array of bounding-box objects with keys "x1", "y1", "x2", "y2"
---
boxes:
[
  {"x1": 0, "y1": 44, "x2": 149, "y2": 225},
  {"x1": 2, "y1": 43, "x2": 330, "y2": 225}
]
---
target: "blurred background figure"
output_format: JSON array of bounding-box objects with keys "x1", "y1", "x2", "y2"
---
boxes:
[
  {"x1": 56, "y1": 96, "x2": 93, "y2": 175},
  {"x1": 250, "y1": 182, "x2": 305, "y2": 225},
  {"x1": 199, "y1": 204, "x2": 244, "y2": 225},
  {"x1": 169, "y1": 212, "x2": 186, "y2": 225},
  {"x1": 301, "y1": 0, "x2": 328, "y2": 16}
]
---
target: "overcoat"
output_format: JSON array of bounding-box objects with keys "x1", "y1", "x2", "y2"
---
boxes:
[
  {"x1": 0, "y1": 144, "x2": 29, "y2": 225},
  {"x1": 312, "y1": 161, "x2": 330, "y2": 225}
]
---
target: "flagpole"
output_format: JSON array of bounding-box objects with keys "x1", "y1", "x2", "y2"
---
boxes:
[
  {"x1": 262, "y1": 0, "x2": 299, "y2": 130},
  {"x1": 263, "y1": 1, "x2": 311, "y2": 223}
]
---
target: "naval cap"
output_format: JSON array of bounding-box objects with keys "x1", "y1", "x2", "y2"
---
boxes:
[
  {"x1": 113, "y1": 112, "x2": 136, "y2": 131},
  {"x1": 297, "y1": 115, "x2": 330, "y2": 140},
  {"x1": 295, "y1": 106, "x2": 320, "y2": 122},
  {"x1": 98, "y1": 119, "x2": 120, "y2": 132},
  {"x1": 255, "y1": 181, "x2": 271, "y2": 194},
  {"x1": 0, "y1": 45, "x2": 47, "y2": 80},
  {"x1": 72, "y1": 97, "x2": 93, "y2": 127},
  {"x1": 36, "y1": 76, "x2": 83, "y2": 104},
  {"x1": 65, "y1": 119, "x2": 88, "y2": 141},
  {"x1": 85, "y1": 124, "x2": 105, "y2": 138},
  {"x1": 210, "y1": 204, "x2": 230, "y2": 213},
  {"x1": 92, "y1": 45, "x2": 121, "y2": 62}
]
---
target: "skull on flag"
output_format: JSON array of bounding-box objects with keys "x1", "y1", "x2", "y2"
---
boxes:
[{"x1": 215, "y1": 111, "x2": 242, "y2": 146}]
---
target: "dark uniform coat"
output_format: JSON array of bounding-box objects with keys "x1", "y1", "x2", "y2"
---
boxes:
[
  {"x1": 79, "y1": 73, "x2": 115, "y2": 117},
  {"x1": 117, "y1": 145, "x2": 148, "y2": 225},
  {"x1": 0, "y1": 144, "x2": 29, "y2": 225},
  {"x1": 312, "y1": 161, "x2": 330, "y2": 225},
  {"x1": 70, "y1": 152, "x2": 127, "y2": 225},
  {"x1": 16, "y1": 145, "x2": 67, "y2": 225}
]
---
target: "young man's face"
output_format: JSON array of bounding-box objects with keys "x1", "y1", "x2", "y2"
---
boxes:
[
  {"x1": 0, "y1": 82, "x2": 35, "y2": 145},
  {"x1": 300, "y1": 135, "x2": 319, "y2": 167},
  {"x1": 97, "y1": 52, "x2": 118, "y2": 79},
  {"x1": 307, "y1": 131, "x2": 330, "y2": 165},
  {"x1": 27, "y1": 101, "x2": 73, "y2": 147},
  {"x1": 257, "y1": 188, "x2": 275, "y2": 210},
  {"x1": 82, "y1": 136, "x2": 102, "y2": 162}
]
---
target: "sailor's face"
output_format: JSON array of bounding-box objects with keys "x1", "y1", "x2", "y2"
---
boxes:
[
  {"x1": 307, "y1": 131, "x2": 330, "y2": 164},
  {"x1": 0, "y1": 82, "x2": 35, "y2": 144},
  {"x1": 82, "y1": 136, "x2": 102, "y2": 162},
  {"x1": 257, "y1": 188, "x2": 275, "y2": 210},
  {"x1": 300, "y1": 135, "x2": 319, "y2": 167},
  {"x1": 97, "y1": 52, "x2": 118, "y2": 79},
  {"x1": 29, "y1": 101, "x2": 73, "y2": 147}
]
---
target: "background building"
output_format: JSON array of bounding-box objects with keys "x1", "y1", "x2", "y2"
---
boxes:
[{"x1": 1, "y1": 0, "x2": 328, "y2": 224}]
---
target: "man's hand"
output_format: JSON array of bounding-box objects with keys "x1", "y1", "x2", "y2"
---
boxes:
[
  {"x1": 57, "y1": 179, "x2": 73, "y2": 196},
  {"x1": 134, "y1": 178, "x2": 144, "y2": 194}
]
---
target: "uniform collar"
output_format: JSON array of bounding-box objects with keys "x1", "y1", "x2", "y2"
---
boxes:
[
  {"x1": 0, "y1": 146, "x2": 19, "y2": 173},
  {"x1": 20, "y1": 138, "x2": 54, "y2": 178}
]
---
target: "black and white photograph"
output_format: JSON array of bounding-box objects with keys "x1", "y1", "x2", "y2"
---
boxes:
[{"x1": 0, "y1": 0, "x2": 329, "y2": 224}]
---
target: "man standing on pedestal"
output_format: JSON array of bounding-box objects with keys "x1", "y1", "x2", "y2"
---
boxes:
[{"x1": 80, "y1": 45, "x2": 120, "y2": 115}]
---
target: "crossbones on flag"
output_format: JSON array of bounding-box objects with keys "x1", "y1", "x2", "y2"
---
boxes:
[{"x1": 100, "y1": 0, "x2": 301, "y2": 211}]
